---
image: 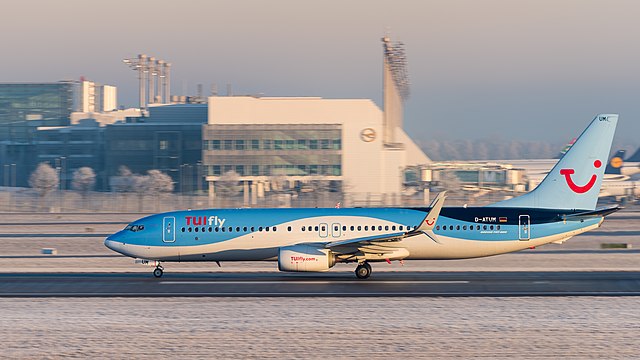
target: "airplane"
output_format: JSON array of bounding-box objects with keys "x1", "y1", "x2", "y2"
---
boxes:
[{"x1": 105, "y1": 114, "x2": 620, "y2": 279}]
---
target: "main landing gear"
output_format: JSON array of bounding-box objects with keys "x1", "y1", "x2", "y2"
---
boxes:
[
  {"x1": 355, "y1": 262, "x2": 372, "y2": 279},
  {"x1": 153, "y1": 263, "x2": 164, "y2": 278}
]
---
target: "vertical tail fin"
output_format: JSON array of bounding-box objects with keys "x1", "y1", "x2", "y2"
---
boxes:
[{"x1": 494, "y1": 114, "x2": 618, "y2": 210}]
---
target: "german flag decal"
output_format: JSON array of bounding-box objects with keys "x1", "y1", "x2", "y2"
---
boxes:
[{"x1": 499, "y1": 217, "x2": 508, "y2": 223}]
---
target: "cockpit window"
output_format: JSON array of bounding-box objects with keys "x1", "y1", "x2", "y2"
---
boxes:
[{"x1": 127, "y1": 224, "x2": 145, "y2": 232}]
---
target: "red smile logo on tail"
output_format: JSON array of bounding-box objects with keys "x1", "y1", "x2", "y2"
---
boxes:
[{"x1": 559, "y1": 160, "x2": 601, "y2": 193}]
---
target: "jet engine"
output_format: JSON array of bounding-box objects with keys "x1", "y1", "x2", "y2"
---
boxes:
[{"x1": 278, "y1": 244, "x2": 336, "y2": 272}]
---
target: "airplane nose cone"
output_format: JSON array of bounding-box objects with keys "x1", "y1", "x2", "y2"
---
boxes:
[{"x1": 104, "y1": 235, "x2": 126, "y2": 255}]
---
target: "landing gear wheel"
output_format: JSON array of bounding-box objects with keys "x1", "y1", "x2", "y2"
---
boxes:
[
  {"x1": 355, "y1": 263, "x2": 372, "y2": 279},
  {"x1": 153, "y1": 267, "x2": 164, "y2": 278},
  {"x1": 364, "y1": 262, "x2": 372, "y2": 272}
]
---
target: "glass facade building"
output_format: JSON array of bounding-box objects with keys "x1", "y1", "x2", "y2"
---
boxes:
[
  {"x1": 203, "y1": 124, "x2": 342, "y2": 178},
  {"x1": 0, "y1": 82, "x2": 75, "y2": 142}
]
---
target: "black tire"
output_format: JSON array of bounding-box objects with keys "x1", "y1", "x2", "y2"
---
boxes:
[
  {"x1": 364, "y1": 262, "x2": 372, "y2": 272},
  {"x1": 355, "y1": 264, "x2": 371, "y2": 279},
  {"x1": 153, "y1": 268, "x2": 163, "y2": 278}
]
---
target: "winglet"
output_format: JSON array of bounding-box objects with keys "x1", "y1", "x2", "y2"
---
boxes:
[{"x1": 416, "y1": 191, "x2": 446, "y2": 232}]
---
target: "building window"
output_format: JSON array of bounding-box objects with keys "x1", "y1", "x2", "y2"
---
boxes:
[
  {"x1": 223, "y1": 139, "x2": 233, "y2": 150},
  {"x1": 251, "y1": 165, "x2": 260, "y2": 176},
  {"x1": 235, "y1": 165, "x2": 245, "y2": 176},
  {"x1": 297, "y1": 139, "x2": 307, "y2": 149},
  {"x1": 212, "y1": 165, "x2": 221, "y2": 176},
  {"x1": 235, "y1": 140, "x2": 245, "y2": 150},
  {"x1": 212, "y1": 140, "x2": 221, "y2": 150},
  {"x1": 309, "y1": 139, "x2": 318, "y2": 149},
  {"x1": 159, "y1": 140, "x2": 169, "y2": 150},
  {"x1": 321, "y1": 139, "x2": 330, "y2": 149},
  {"x1": 251, "y1": 140, "x2": 260, "y2": 150},
  {"x1": 263, "y1": 139, "x2": 272, "y2": 150},
  {"x1": 333, "y1": 139, "x2": 341, "y2": 150},
  {"x1": 274, "y1": 140, "x2": 283, "y2": 150}
]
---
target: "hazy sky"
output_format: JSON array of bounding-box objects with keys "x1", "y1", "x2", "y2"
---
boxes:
[{"x1": 2, "y1": 0, "x2": 640, "y2": 144}]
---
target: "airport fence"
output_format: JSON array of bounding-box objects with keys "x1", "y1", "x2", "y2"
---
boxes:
[{"x1": 0, "y1": 187, "x2": 514, "y2": 213}]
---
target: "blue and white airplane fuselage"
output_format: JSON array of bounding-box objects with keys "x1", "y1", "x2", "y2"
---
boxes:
[{"x1": 104, "y1": 114, "x2": 621, "y2": 278}]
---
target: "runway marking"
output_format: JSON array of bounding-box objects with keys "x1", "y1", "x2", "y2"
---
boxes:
[
  {"x1": 158, "y1": 280, "x2": 470, "y2": 285},
  {"x1": 2, "y1": 291, "x2": 640, "y2": 297}
]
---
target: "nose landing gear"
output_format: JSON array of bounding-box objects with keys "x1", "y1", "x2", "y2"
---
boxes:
[
  {"x1": 153, "y1": 264, "x2": 164, "y2": 278},
  {"x1": 355, "y1": 262, "x2": 372, "y2": 279}
]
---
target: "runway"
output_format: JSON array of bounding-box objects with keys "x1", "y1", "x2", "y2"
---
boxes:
[{"x1": 1, "y1": 271, "x2": 639, "y2": 297}]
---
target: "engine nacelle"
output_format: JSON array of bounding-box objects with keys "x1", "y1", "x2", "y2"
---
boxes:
[{"x1": 278, "y1": 244, "x2": 336, "y2": 272}]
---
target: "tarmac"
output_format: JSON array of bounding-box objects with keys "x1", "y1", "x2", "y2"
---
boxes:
[{"x1": 1, "y1": 270, "x2": 639, "y2": 297}]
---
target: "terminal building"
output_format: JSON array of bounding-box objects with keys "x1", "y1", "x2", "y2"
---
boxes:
[{"x1": 203, "y1": 95, "x2": 429, "y2": 205}]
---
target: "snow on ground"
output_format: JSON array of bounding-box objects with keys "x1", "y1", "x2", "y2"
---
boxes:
[{"x1": 1, "y1": 297, "x2": 638, "y2": 359}]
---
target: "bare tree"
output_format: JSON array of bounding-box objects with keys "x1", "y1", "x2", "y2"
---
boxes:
[
  {"x1": 130, "y1": 170, "x2": 174, "y2": 211},
  {"x1": 29, "y1": 162, "x2": 59, "y2": 210},
  {"x1": 72, "y1": 167, "x2": 96, "y2": 201},
  {"x1": 112, "y1": 166, "x2": 135, "y2": 193},
  {"x1": 146, "y1": 170, "x2": 174, "y2": 195}
]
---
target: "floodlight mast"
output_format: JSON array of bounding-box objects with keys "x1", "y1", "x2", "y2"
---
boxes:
[
  {"x1": 122, "y1": 54, "x2": 171, "y2": 108},
  {"x1": 382, "y1": 37, "x2": 410, "y2": 100}
]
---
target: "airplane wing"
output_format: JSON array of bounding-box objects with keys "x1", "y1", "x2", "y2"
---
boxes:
[{"x1": 325, "y1": 192, "x2": 447, "y2": 259}]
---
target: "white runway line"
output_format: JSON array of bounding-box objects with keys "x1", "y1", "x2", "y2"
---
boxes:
[{"x1": 158, "y1": 280, "x2": 470, "y2": 285}]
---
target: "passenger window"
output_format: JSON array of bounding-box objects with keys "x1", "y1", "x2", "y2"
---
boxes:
[
  {"x1": 315, "y1": 226, "x2": 319, "y2": 231},
  {"x1": 436, "y1": 225, "x2": 440, "y2": 230},
  {"x1": 476, "y1": 225, "x2": 480, "y2": 230},
  {"x1": 181, "y1": 227, "x2": 185, "y2": 232},
  {"x1": 138, "y1": 225, "x2": 144, "y2": 231},
  {"x1": 378, "y1": 226, "x2": 382, "y2": 231},
  {"x1": 350, "y1": 226, "x2": 355, "y2": 231},
  {"x1": 236, "y1": 227, "x2": 240, "y2": 232},
  {"x1": 251, "y1": 227, "x2": 255, "y2": 232},
  {"x1": 357, "y1": 226, "x2": 362, "y2": 231},
  {"x1": 195, "y1": 227, "x2": 199, "y2": 232},
  {"x1": 490, "y1": 225, "x2": 494, "y2": 230},
  {"x1": 202, "y1": 227, "x2": 206, "y2": 232},
  {"x1": 321, "y1": 226, "x2": 326, "y2": 231},
  {"x1": 228, "y1": 227, "x2": 232, "y2": 232},
  {"x1": 483, "y1": 225, "x2": 487, "y2": 230},
  {"x1": 334, "y1": 225, "x2": 339, "y2": 231},
  {"x1": 456, "y1": 225, "x2": 460, "y2": 230},
  {"x1": 221, "y1": 227, "x2": 226, "y2": 232},
  {"x1": 259, "y1": 227, "x2": 263, "y2": 231},
  {"x1": 364, "y1": 226, "x2": 369, "y2": 231},
  {"x1": 188, "y1": 227, "x2": 192, "y2": 232},
  {"x1": 243, "y1": 226, "x2": 248, "y2": 232},
  {"x1": 215, "y1": 227, "x2": 219, "y2": 232},
  {"x1": 342, "y1": 226, "x2": 347, "y2": 231},
  {"x1": 449, "y1": 226, "x2": 453, "y2": 230},
  {"x1": 496, "y1": 225, "x2": 501, "y2": 230},
  {"x1": 385, "y1": 225, "x2": 389, "y2": 231},
  {"x1": 399, "y1": 226, "x2": 404, "y2": 231},
  {"x1": 273, "y1": 227, "x2": 277, "y2": 232},
  {"x1": 209, "y1": 227, "x2": 213, "y2": 232},
  {"x1": 463, "y1": 225, "x2": 467, "y2": 230},
  {"x1": 266, "y1": 227, "x2": 270, "y2": 232},
  {"x1": 392, "y1": 226, "x2": 396, "y2": 231},
  {"x1": 288, "y1": 226, "x2": 292, "y2": 232},
  {"x1": 302, "y1": 226, "x2": 306, "y2": 232}
]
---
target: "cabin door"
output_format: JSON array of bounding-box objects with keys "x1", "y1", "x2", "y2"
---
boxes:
[
  {"x1": 518, "y1": 215, "x2": 530, "y2": 241},
  {"x1": 163, "y1": 216, "x2": 176, "y2": 243}
]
